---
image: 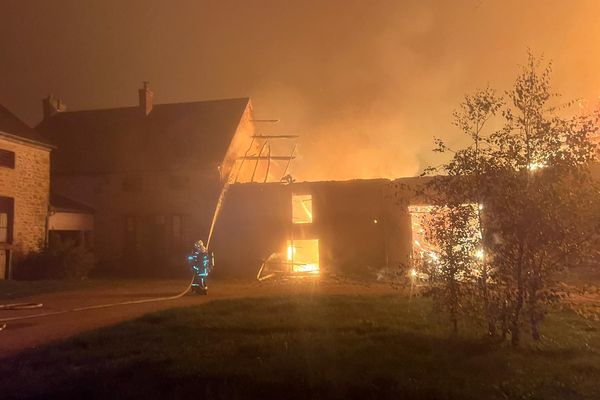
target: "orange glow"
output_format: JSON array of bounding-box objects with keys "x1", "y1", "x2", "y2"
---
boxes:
[
  {"x1": 408, "y1": 205, "x2": 436, "y2": 261},
  {"x1": 292, "y1": 194, "x2": 313, "y2": 224},
  {"x1": 287, "y1": 239, "x2": 320, "y2": 274},
  {"x1": 293, "y1": 263, "x2": 320, "y2": 274}
]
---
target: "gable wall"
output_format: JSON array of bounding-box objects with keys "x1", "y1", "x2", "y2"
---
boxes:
[{"x1": 0, "y1": 136, "x2": 50, "y2": 277}]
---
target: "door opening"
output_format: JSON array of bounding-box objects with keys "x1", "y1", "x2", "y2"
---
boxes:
[{"x1": 286, "y1": 239, "x2": 319, "y2": 274}]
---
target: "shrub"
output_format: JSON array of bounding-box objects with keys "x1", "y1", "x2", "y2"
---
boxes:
[{"x1": 15, "y1": 238, "x2": 95, "y2": 280}]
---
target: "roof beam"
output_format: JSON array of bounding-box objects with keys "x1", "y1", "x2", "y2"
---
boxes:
[
  {"x1": 251, "y1": 135, "x2": 300, "y2": 139},
  {"x1": 239, "y1": 156, "x2": 296, "y2": 160}
]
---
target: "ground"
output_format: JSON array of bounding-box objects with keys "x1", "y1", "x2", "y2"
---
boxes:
[
  {"x1": 0, "y1": 279, "x2": 98, "y2": 301},
  {"x1": 1, "y1": 277, "x2": 600, "y2": 399},
  {"x1": 0, "y1": 277, "x2": 393, "y2": 356}
]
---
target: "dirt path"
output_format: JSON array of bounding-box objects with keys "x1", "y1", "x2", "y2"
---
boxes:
[{"x1": 0, "y1": 277, "x2": 397, "y2": 358}]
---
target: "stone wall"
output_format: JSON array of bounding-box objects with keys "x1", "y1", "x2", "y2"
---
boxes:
[{"x1": 0, "y1": 135, "x2": 50, "y2": 276}]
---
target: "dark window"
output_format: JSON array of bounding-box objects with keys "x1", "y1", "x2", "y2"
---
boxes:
[
  {"x1": 0, "y1": 197, "x2": 14, "y2": 243},
  {"x1": 150, "y1": 215, "x2": 168, "y2": 259},
  {"x1": 124, "y1": 216, "x2": 142, "y2": 251},
  {"x1": 169, "y1": 175, "x2": 189, "y2": 190},
  {"x1": 122, "y1": 177, "x2": 142, "y2": 192},
  {"x1": 0, "y1": 213, "x2": 8, "y2": 243},
  {"x1": 83, "y1": 231, "x2": 93, "y2": 249},
  {"x1": 172, "y1": 215, "x2": 182, "y2": 239},
  {"x1": 0, "y1": 149, "x2": 15, "y2": 169}
]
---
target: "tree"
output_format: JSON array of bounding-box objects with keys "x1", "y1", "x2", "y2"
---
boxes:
[
  {"x1": 419, "y1": 54, "x2": 600, "y2": 346},
  {"x1": 419, "y1": 203, "x2": 482, "y2": 337}
]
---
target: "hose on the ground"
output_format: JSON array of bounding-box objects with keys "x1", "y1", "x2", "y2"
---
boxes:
[
  {"x1": 1, "y1": 165, "x2": 229, "y2": 332},
  {"x1": 0, "y1": 302, "x2": 44, "y2": 310},
  {"x1": 0, "y1": 276, "x2": 193, "y2": 332}
]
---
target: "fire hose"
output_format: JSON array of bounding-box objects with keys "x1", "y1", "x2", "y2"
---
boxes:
[
  {"x1": 0, "y1": 188, "x2": 222, "y2": 332},
  {"x1": 0, "y1": 277, "x2": 194, "y2": 332},
  {"x1": 0, "y1": 164, "x2": 232, "y2": 333}
]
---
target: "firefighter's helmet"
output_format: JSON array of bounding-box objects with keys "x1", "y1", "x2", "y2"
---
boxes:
[{"x1": 194, "y1": 240, "x2": 207, "y2": 253}]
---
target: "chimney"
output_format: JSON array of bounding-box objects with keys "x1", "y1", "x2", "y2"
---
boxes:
[
  {"x1": 138, "y1": 81, "x2": 154, "y2": 116},
  {"x1": 42, "y1": 95, "x2": 66, "y2": 120}
]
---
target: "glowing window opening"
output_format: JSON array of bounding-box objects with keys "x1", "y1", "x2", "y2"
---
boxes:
[
  {"x1": 408, "y1": 204, "x2": 484, "y2": 268},
  {"x1": 408, "y1": 205, "x2": 436, "y2": 265},
  {"x1": 286, "y1": 239, "x2": 319, "y2": 274},
  {"x1": 292, "y1": 194, "x2": 313, "y2": 224}
]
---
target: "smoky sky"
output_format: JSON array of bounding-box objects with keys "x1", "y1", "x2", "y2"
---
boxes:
[{"x1": 1, "y1": 0, "x2": 599, "y2": 181}]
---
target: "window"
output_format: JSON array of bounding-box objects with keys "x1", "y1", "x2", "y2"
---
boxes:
[
  {"x1": 0, "y1": 213, "x2": 8, "y2": 243},
  {"x1": 408, "y1": 205, "x2": 435, "y2": 262},
  {"x1": 172, "y1": 215, "x2": 182, "y2": 239},
  {"x1": 408, "y1": 204, "x2": 482, "y2": 267},
  {"x1": 0, "y1": 197, "x2": 14, "y2": 243},
  {"x1": 124, "y1": 216, "x2": 142, "y2": 251},
  {"x1": 292, "y1": 194, "x2": 313, "y2": 224},
  {"x1": 0, "y1": 149, "x2": 15, "y2": 169},
  {"x1": 169, "y1": 175, "x2": 189, "y2": 190},
  {"x1": 122, "y1": 177, "x2": 142, "y2": 192},
  {"x1": 0, "y1": 249, "x2": 7, "y2": 279}
]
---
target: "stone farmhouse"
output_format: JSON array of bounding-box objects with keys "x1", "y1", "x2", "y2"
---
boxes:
[
  {"x1": 0, "y1": 105, "x2": 51, "y2": 279},
  {"x1": 0, "y1": 104, "x2": 93, "y2": 279}
]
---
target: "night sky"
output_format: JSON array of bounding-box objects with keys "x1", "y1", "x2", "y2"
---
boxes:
[{"x1": 1, "y1": 0, "x2": 599, "y2": 180}]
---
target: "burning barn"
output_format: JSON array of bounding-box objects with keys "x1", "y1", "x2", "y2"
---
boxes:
[
  {"x1": 210, "y1": 177, "x2": 430, "y2": 279},
  {"x1": 213, "y1": 180, "x2": 390, "y2": 278},
  {"x1": 36, "y1": 84, "x2": 431, "y2": 278}
]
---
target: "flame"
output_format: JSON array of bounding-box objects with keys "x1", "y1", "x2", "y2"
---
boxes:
[
  {"x1": 293, "y1": 263, "x2": 320, "y2": 274},
  {"x1": 287, "y1": 240, "x2": 320, "y2": 274}
]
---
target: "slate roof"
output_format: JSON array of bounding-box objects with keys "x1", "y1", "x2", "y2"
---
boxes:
[
  {"x1": 36, "y1": 98, "x2": 250, "y2": 174},
  {"x1": 0, "y1": 104, "x2": 52, "y2": 147}
]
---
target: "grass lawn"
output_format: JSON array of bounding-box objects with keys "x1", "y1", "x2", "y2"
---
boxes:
[{"x1": 2, "y1": 294, "x2": 599, "y2": 399}]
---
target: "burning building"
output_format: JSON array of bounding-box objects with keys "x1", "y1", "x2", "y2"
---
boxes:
[
  {"x1": 210, "y1": 179, "x2": 418, "y2": 279},
  {"x1": 208, "y1": 176, "x2": 431, "y2": 279},
  {"x1": 37, "y1": 84, "x2": 257, "y2": 276},
  {"x1": 36, "y1": 84, "x2": 430, "y2": 278}
]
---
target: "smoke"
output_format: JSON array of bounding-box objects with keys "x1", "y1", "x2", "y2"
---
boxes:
[
  {"x1": 248, "y1": 0, "x2": 600, "y2": 181},
  {"x1": 250, "y1": 1, "x2": 470, "y2": 181},
  {"x1": 1, "y1": 0, "x2": 599, "y2": 182}
]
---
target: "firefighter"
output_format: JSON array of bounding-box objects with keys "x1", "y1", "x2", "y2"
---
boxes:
[{"x1": 188, "y1": 240, "x2": 214, "y2": 295}]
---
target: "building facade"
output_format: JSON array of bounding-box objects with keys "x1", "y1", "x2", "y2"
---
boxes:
[
  {"x1": 37, "y1": 84, "x2": 257, "y2": 276},
  {"x1": 37, "y1": 84, "x2": 437, "y2": 279},
  {"x1": 211, "y1": 177, "x2": 428, "y2": 279},
  {"x1": 0, "y1": 105, "x2": 52, "y2": 279}
]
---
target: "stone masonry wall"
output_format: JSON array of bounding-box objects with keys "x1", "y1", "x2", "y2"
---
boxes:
[{"x1": 0, "y1": 136, "x2": 50, "y2": 269}]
